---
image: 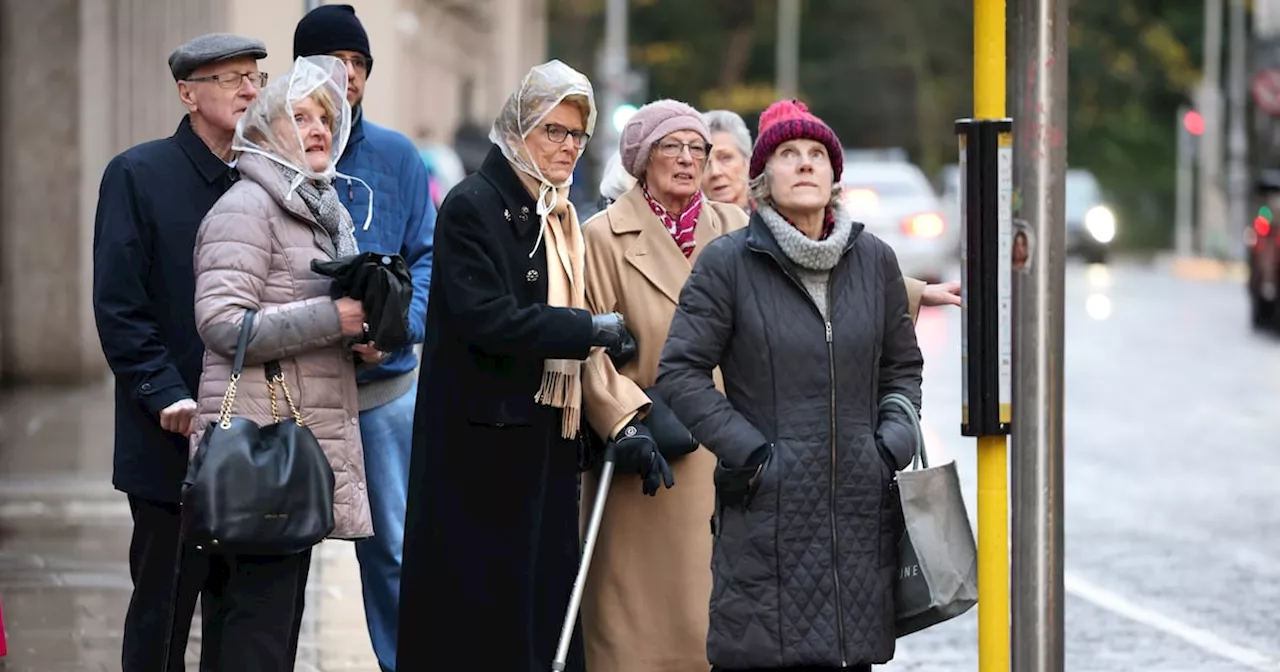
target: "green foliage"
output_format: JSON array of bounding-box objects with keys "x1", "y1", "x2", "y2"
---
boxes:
[{"x1": 548, "y1": 0, "x2": 1207, "y2": 251}]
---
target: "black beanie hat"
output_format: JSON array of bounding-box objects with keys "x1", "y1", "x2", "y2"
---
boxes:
[{"x1": 293, "y1": 4, "x2": 373, "y2": 75}]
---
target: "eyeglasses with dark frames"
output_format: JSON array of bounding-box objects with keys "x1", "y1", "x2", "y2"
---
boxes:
[
  {"x1": 185, "y1": 71, "x2": 268, "y2": 90},
  {"x1": 544, "y1": 123, "x2": 590, "y2": 146}
]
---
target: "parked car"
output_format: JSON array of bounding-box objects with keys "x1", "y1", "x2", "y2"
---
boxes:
[
  {"x1": 935, "y1": 164, "x2": 1116, "y2": 264},
  {"x1": 841, "y1": 158, "x2": 957, "y2": 282},
  {"x1": 1247, "y1": 169, "x2": 1280, "y2": 331}
]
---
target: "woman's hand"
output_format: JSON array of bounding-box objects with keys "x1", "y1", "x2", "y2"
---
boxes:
[
  {"x1": 713, "y1": 443, "x2": 772, "y2": 508},
  {"x1": 335, "y1": 297, "x2": 367, "y2": 336},
  {"x1": 921, "y1": 281, "x2": 962, "y2": 307},
  {"x1": 352, "y1": 341, "x2": 387, "y2": 364}
]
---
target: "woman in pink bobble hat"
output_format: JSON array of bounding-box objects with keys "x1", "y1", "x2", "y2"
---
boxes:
[{"x1": 655, "y1": 98, "x2": 924, "y2": 670}]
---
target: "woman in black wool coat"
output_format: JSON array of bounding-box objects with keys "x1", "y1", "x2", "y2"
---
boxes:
[{"x1": 395, "y1": 59, "x2": 674, "y2": 672}]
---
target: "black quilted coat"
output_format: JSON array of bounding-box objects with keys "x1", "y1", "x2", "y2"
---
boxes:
[{"x1": 656, "y1": 213, "x2": 923, "y2": 668}]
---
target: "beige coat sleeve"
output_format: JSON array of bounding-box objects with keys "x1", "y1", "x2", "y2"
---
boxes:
[
  {"x1": 194, "y1": 190, "x2": 344, "y2": 366},
  {"x1": 903, "y1": 276, "x2": 926, "y2": 323},
  {"x1": 580, "y1": 225, "x2": 652, "y2": 441}
]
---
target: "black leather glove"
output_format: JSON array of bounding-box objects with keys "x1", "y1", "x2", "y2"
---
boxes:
[
  {"x1": 591, "y1": 312, "x2": 630, "y2": 350},
  {"x1": 875, "y1": 410, "x2": 916, "y2": 473},
  {"x1": 641, "y1": 389, "x2": 699, "y2": 461},
  {"x1": 607, "y1": 326, "x2": 638, "y2": 369},
  {"x1": 713, "y1": 443, "x2": 772, "y2": 508},
  {"x1": 611, "y1": 418, "x2": 675, "y2": 496}
]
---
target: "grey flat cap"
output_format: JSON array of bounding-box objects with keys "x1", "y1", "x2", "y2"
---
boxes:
[{"x1": 168, "y1": 33, "x2": 267, "y2": 81}]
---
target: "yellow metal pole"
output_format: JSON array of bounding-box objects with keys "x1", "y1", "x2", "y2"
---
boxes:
[
  {"x1": 975, "y1": 0, "x2": 1006, "y2": 119},
  {"x1": 978, "y1": 435, "x2": 1010, "y2": 672},
  {"x1": 974, "y1": 0, "x2": 1010, "y2": 669}
]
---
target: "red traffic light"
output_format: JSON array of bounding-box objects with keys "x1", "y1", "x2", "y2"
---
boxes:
[{"x1": 1183, "y1": 110, "x2": 1205, "y2": 136}]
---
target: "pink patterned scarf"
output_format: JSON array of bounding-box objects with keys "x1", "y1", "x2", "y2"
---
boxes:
[{"x1": 642, "y1": 187, "x2": 703, "y2": 258}]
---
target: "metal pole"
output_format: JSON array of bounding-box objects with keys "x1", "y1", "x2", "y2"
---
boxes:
[
  {"x1": 776, "y1": 0, "x2": 800, "y2": 98},
  {"x1": 1176, "y1": 106, "x2": 1196, "y2": 259},
  {"x1": 1199, "y1": 0, "x2": 1227, "y2": 258},
  {"x1": 1227, "y1": 0, "x2": 1249, "y2": 262},
  {"x1": 973, "y1": 0, "x2": 1009, "y2": 668},
  {"x1": 304, "y1": 0, "x2": 322, "y2": 12},
  {"x1": 1009, "y1": 0, "x2": 1067, "y2": 663}
]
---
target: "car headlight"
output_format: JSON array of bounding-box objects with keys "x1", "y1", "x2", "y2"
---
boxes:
[{"x1": 1085, "y1": 206, "x2": 1116, "y2": 243}]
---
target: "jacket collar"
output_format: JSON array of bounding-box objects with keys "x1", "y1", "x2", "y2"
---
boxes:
[
  {"x1": 607, "y1": 184, "x2": 729, "y2": 304},
  {"x1": 478, "y1": 145, "x2": 540, "y2": 237},
  {"x1": 175, "y1": 115, "x2": 235, "y2": 185},
  {"x1": 234, "y1": 153, "x2": 337, "y2": 258},
  {"x1": 343, "y1": 106, "x2": 367, "y2": 161}
]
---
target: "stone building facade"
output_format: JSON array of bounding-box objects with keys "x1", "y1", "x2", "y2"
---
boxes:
[{"x1": 0, "y1": 0, "x2": 545, "y2": 384}]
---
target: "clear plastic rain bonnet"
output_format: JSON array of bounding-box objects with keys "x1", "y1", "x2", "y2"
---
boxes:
[
  {"x1": 489, "y1": 59, "x2": 597, "y2": 188},
  {"x1": 489, "y1": 60, "x2": 596, "y2": 257},
  {"x1": 232, "y1": 56, "x2": 372, "y2": 227}
]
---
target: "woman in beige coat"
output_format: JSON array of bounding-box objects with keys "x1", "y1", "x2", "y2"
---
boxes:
[
  {"x1": 579, "y1": 100, "x2": 929, "y2": 672},
  {"x1": 189, "y1": 56, "x2": 374, "y2": 671}
]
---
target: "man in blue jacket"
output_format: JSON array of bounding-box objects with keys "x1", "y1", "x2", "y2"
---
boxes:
[{"x1": 294, "y1": 7, "x2": 436, "y2": 672}]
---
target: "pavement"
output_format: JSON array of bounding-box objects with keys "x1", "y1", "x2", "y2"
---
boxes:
[
  {"x1": 0, "y1": 385, "x2": 379, "y2": 670},
  {"x1": 0, "y1": 258, "x2": 1277, "y2": 671}
]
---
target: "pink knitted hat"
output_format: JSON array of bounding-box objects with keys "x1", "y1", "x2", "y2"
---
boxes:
[
  {"x1": 619, "y1": 99, "x2": 711, "y2": 178},
  {"x1": 750, "y1": 99, "x2": 844, "y2": 182}
]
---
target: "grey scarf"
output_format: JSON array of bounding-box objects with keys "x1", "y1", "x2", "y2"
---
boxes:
[
  {"x1": 277, "y1": 165, "x2": 360, "y2": 258},
  {"x1": 758, "y1": 203, "x2": 854, "y2": 271}
]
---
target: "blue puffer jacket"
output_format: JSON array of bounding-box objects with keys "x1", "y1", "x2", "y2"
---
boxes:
[{"x1": 337, "y1": 109, "x2": 437, "y2": 385}]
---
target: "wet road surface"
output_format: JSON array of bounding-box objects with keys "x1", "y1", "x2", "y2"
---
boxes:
[{"x1": 0, "y1": 259, "x2": 1276, "y2": 670}]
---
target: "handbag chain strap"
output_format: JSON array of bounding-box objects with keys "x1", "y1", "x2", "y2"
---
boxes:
[
  {"x1": 215, "y1": 310, "x2": 306, "y2": 429},
  {"x1": 879, "y1": 392, "x2": 927, "y2": 470},
  {"x1": 266, "y1": 363, "x2": 306, "y2": 427}
]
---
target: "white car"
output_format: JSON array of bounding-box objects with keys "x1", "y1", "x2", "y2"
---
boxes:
[{"x1": 841, "y1": 159, "x2": 958, "y2": 282}]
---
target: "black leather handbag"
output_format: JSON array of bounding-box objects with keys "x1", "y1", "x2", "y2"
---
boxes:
[{"x1": 181, "y1": 310, "x2": 336, "y2": 556}]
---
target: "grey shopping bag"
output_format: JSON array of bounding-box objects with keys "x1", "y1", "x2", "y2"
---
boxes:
[{"x1": 880, "y1": 393, "x2": 979, "y2": 637}]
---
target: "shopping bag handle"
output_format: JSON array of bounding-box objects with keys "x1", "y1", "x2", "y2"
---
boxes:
[{"x1": 879, "y1": 392, "x2": 927, "y2": 470}]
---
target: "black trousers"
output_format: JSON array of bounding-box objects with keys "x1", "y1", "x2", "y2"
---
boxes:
[
  {"x1": 197, "y1": 549, "x2": 312, "y2": 672},
  {"x1": 123, "y1": 495, "x2": 211, "y2": 672}
]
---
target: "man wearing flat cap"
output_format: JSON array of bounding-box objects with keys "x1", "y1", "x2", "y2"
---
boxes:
[
  {"x1": 293, "y1": 7, "x2": 437, "y2": 672},
  {"x1": 90, "y1": 32, "x2": 267, "y2": 672}
]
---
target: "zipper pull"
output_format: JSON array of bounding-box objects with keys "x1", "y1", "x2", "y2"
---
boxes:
[{"x1": 825, "y1": 321, "x2": 833, "y2": 343}]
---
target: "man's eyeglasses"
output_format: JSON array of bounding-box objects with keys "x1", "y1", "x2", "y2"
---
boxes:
[
  {"x1": 544, "y1": 123, "x2": 590, "y2": 147},
  {"x1": 186, "y1": 71, "x2": 268, "y2": 90},
  {"x1": 656, "y1": 140, "x2": 710, "y2": 160},
  {"x1": 334, "y1": 55, "x2": 373, "y2": 74}
]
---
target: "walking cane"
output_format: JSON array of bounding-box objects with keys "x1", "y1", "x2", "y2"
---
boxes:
[{"x1": 552, "y1": 442, "x2": 616, "y2": 672}]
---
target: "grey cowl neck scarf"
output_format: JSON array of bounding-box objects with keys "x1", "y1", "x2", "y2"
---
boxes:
[
  {"x1": 275, "y1": 164, "x2": 360, "y2": 258},
  {"x1": 758, "y1": 203, "x2": 854, "y2": 271}
]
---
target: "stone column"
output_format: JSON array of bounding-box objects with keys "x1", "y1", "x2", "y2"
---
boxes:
[{"x1": 0, "y1": 0, "x2": 224, "y2": 384}]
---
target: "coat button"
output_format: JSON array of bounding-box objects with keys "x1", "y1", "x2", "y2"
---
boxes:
[
  {"x1": 350, "y1": 417, "x2": 358, "y2": 425},
  {"x1": 141, "y1": 383, "x2": 152, "y2": 391},
  {"x1": 357, "y1": 481, "x2": 366, "y2": 490}
]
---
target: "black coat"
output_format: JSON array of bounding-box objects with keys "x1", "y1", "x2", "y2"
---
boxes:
[
  {"x1": 656, "y1": 212, "x2": 924, "y2": 668},
  {"x1": 92, "y1": 116, "x2": 241, "y2": 503},
  {"x1": 397, "y1": 146, "x2": 596, "y2": 672}
]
